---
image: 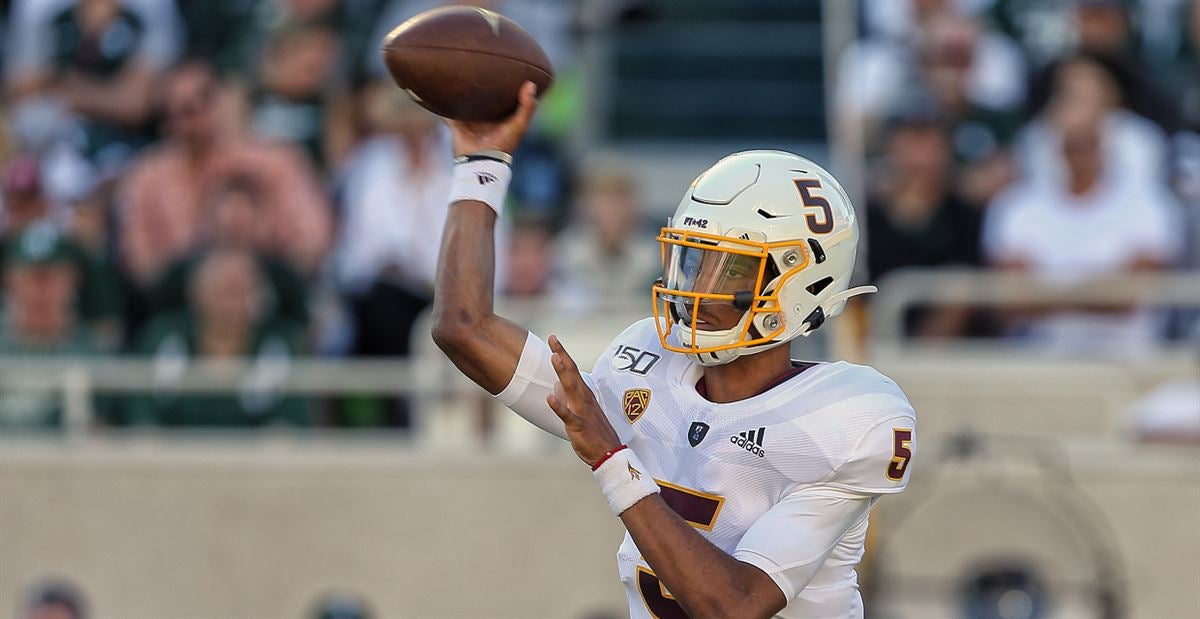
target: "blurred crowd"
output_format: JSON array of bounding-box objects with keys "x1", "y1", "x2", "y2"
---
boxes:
[
  {"x1": 0, "y1": 0, "x2": 605, "y2": 429},
  {"x1": 841, "y1": 0, "x2": 1199, "y2": 352},
  {"x1": 0, "y1": 0, "x2": 1195, "y2": 431}
]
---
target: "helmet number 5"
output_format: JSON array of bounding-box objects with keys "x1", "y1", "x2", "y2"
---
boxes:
[{"x1": 793, "y1": 179, "x2": 834, "y2": 234}]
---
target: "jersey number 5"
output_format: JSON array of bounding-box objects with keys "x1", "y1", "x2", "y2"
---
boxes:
[{"x1": 887, "y1": 428, "x2": 913, "y2": 481}]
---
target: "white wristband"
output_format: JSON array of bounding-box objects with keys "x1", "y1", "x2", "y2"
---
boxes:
[
  {"x1": 593, "y1": 447, "x2": 660, "y2": 516},
  {"x1": 449, "y1": 158, "x2": 512, "y2": 216}
]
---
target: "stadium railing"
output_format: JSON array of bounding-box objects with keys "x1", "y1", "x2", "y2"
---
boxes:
[
  {"x1": 870, "y1": 268, "x2": 1200, "y2": 358},
  {"x1": 0, "y1": 270, "x2": 1195, "y2": 443}
]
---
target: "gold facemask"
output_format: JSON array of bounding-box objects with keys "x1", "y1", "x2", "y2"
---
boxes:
[{"x1": 652, "y1": 227, "x2": 811, "y2": 356}]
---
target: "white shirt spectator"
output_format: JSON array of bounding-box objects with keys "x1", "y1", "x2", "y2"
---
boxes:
[
  {"x1": 1015, "y1": 111, "x2": 1170, "y2": 190},
  {"x1": 335, "y1": 134, "x2": 451, "y2": 295},
  {"x1": 983, "y1": 175, "x2": 1184, "y2": 354}
]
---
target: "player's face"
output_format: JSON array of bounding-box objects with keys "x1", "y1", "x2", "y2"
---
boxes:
[{"x1": 663, "y1": 243, "x2": 761, "y2": 331}]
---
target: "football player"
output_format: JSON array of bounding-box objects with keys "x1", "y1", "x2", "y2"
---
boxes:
[{"x1": 431, "y1": 82, "x2": 917, "y2": 619}]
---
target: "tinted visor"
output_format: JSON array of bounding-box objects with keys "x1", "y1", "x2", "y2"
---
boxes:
[
  {"x1": 660, "y1": 235, "x2": 770, "y2": 324},
  {"x1": 663, "y1": 243, "x2": 761, "y2": 303}
]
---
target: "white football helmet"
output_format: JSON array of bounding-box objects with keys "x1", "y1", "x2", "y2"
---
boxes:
[{"x1": 652, "y1": 150, "x2": 875, "y2": 366}]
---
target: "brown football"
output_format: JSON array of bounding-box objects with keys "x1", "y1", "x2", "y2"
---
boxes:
[{"x1": 380, "y1": 6, "x2": 554, "y2": 122}]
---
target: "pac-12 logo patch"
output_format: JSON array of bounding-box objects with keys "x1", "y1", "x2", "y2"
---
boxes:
[
  {"x1": 612, "y1": 345, "x2": 660, "y2": 375},
  {"x1": 688, "y1": 422, "x2": 711, "y2": 447},
  {"x1": 622, "y1": 388, "x2": 651, "y2": 424}
]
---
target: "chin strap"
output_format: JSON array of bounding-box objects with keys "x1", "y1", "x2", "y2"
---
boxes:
[{"x1": 799, "y1": 285, "x2": 879, "y2": 337}]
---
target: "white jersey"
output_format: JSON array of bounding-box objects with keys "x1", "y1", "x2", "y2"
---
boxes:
[{"x1": 497, "y1": 318, "x2": 917, "y2": 618}]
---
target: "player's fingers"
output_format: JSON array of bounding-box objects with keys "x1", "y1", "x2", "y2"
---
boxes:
[
  {"x1": 549, "y1": 351, "x2": 580, "y2": 390},
  {"x1": 511, "y1": 81, "x2": 538, "y2": 127},
  {"x1": 519, "y1": 80, "x2": 538, "y2": 105},
  {"x1": 550, "y1": 353, "x2": 593, "y2": 412},
  {"x1": 547, "y1": 381, "x2": 578, "y2": 424},
  {"x1": 545, "y1": 392, "x2": 571, "y2": 422},
  {"x1": 548, "y1": 334, "x2": 580, "y2": 374},
  {"x1": 548, "y1": 338, "x2": 588, "y2": 399}
]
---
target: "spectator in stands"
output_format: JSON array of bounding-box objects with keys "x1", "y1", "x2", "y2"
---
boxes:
[
  {"x1": 866, "y1": 116, "x2": 981, "y2": 337},
  {"x1": 335, "y1": 83, "x2": 448, "y2": 358},
  {"x1": 836, "y1": 3, "x2": 1026, "y2": 158},
  {"x1": 915, "y1": 11, "x2": 1022, "y2": 207},
  {"x1": 150, "y1": 174, "x2": 309, "y2": 329},
  {"x1": 120, "y1": 60, "x2": 331, "y2": 286},
  {"x1": 1026, "y1": 0, "x2": 1175, "y2": 133},
  {"x1": 20, "y1": 579, "x2": 87, "y2": 619},
  {"x1": 1156, "y1": 1, "x2": 1200, "y2": 205},
  {"x1": 1169, "y1": 3, "x2": 1200, "y2": 274},
  {"x1": 184, "y1": 0, "x2": 385, "y2": 83},
  {"x1": 4, "y1": 0, "x2": 182, "y2": 173},
  {"x1": 984, "y1": 102, "x2": 1184, "y2": 354},
  {"x1": 1015, "y1": 53, "x2": 1169, "y2": 194},
  {"x1": 125, "y1": 247, "x2": 309, "y2": 427},
  {"x1": 1155, "y1": 0, "x2": 1199, "y2": 125},
  {"x1": 1, "y1": 155, "x2": 49, "y2": 233},
  {"x1": 0, "y1": 158, "x2": 123, "y2": 348},
  {"x1": 555, "y1": 163, "x2": 657, "y2": 312},
  {"x1": 505, "y1": 217, "x2": 556, "y2": 299},
  {"x1": 248, "y1": 20, "x2": 355, "y2": 173},
  {"x1": 0, "y1": 225, "x2": 99, "y2": 429},
  {"x1": 332, "y1": 82, "x2": 458, "y2": 427}
]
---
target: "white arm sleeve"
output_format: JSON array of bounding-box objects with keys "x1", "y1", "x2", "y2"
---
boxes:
[
  {"x1": 494, "y1": 332, "x2": 599, "y2": 441},
  {"x1": 733, "y1": 485, "x2": 874, "y2": 602}
]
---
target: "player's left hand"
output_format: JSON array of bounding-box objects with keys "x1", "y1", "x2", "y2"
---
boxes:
[{"x1": 546, "y1": 334, "x2": 623, "y2": 468}]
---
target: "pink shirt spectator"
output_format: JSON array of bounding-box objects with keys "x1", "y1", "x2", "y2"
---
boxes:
[
  {"x1": 121, "y1": 138, "x2": 330, "y2": 284},
  {"x1": 119, "y1": 61, "x2": 331, "y2": 285}
]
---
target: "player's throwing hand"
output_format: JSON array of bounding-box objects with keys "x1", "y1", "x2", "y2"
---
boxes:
[
  {"x1": 545, "y1": 334, "x2": 623, "y2": 468},
  {"x1": 444, "y1": 81, "x2": 538, "y2": 158}
]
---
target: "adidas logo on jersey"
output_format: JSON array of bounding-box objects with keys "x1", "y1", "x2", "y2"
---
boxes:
[{"x1": 731, "y1": 427, "x2": 766, "y2": 458}]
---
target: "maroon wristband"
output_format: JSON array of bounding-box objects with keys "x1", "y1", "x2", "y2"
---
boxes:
[{"x1": 590, "y1": 444, "x2": 629, "y2": 471}]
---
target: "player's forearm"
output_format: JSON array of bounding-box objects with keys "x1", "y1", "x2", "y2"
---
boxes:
[
  {"x1": 430, "y1": 200, "x2": 525, "y2": 394},
  {"x1": 621, "y1": 497, "x2": 785, "y2": 619}
]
